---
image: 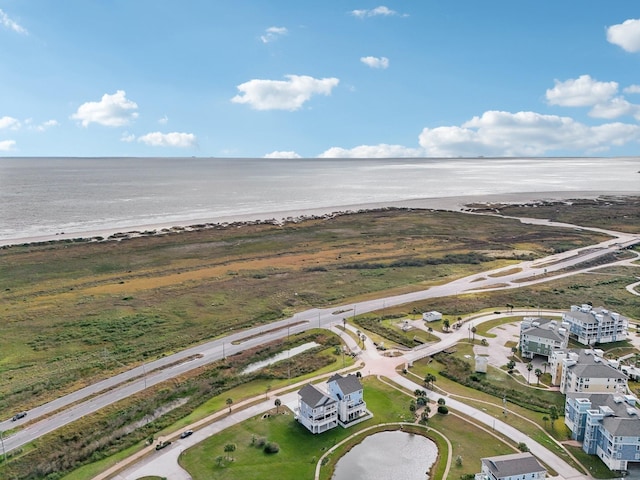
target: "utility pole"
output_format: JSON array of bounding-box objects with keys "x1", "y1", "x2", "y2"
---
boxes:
[{"x1": 0, "y1": 430, "x2": 6, "y2": 463}]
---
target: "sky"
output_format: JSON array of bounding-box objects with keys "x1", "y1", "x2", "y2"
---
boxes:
[{"x1": 1, "y1": 1, "x2": 640, "y2": 158}]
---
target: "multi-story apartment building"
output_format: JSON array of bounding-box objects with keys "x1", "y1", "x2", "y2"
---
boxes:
[
  {"x1": 562, "y1": 304, "x2": 628, "y2": 346},
  {"x1": 519, "y1": 317, "x2": 569, "y2": 360},
  {"x1": 565, "y1": 392, "x2": 640, "y2": 472},
  {"x1": 549, "y1": 349, "x2": 627, "y2": 394}
]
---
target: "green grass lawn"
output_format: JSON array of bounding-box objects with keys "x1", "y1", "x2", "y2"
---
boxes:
[{"x1": 179, "y1": 377, "x2": 529, "y2": 480}]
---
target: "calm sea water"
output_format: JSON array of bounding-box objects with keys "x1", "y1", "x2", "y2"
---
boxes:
[{"x1": 0, "y1": 157, "x2": 638, "y2": 244}]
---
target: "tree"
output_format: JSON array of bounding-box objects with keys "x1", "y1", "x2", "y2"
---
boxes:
[
  {"x1": 549, "y1": 405, "x2": 559, "y2": 430},
  {"x1": 527, "y1": 362, "x2": 533, "y2": 384},
  {"x1": 437, "y1": 397, "x2": 446, "y2": 406},
  {"x1": 265, "y1": 384, "x2": 271, "y2": 399},
  {"x1": 443, "y1": 319, "x2": 450, "y2": 332},
  {"x1": 224, "y1": 443, "x2": 236, "y2": 460},
  {"x1": 542, "y1": 416, "x2": 549, "y2": 429},
  {"x1": 542, "y1": 361, "x2": 548, "y2": 374},
  {"x1": 226, "y1": 397, "x2": 233, "y2": 413},
  {"x1": 517, "y1": 442, "x2": 529, "y2": 452},
  {"x1": 534, "y1": 368, "x2": 543, "y2": 385},
  {"x1": 506, "y1": 360, "x2": 516, "y2": 373},
  {"x1": 409, "y1": 399, "x2": 417, "y2": 412},
  {"x1": 274, "y1": 398, "x2": 281, "y2": 414},
  {"x1": 455, "y1": 455, "x2": 463, "y2": 467},
  {"x1": 511, "y1": 346, "x2": 518, "y2": 358},
  {"x1": 342, "y1": 318, "x2": 346, "y2": 329},
  {"x1": 471, "y1": 325, "x2": 477, "y2": 343},
  {"x1": 215, "y1": 455, "x2": 224, "y2": 467},
  {"x1": 424, "y1": 373, "x2": 436, "y2": 389}
]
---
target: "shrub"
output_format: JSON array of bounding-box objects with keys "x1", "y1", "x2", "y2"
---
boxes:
[
  {"x1": 437, "y1": 405, "x2": 448, "y2": 414},
  {"x1": 264, "y1": 441, "x2": 280, "y2": 454}
]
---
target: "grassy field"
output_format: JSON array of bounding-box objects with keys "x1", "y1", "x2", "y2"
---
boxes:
[
  {"x1": 0, "y1": 200, "x2": 638, "y2": 479},
  {"x1": 0, "y1": 207, "x2": 614, "y2": 413}
]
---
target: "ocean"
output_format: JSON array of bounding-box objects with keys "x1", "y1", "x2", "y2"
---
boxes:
[{"x1": 0, "y1": 156, "x2": 638, "y2": 245}]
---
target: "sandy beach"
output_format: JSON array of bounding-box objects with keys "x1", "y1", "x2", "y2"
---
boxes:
[{"x1": 2, "y1": 190, "x2": 636, "y2": 248}]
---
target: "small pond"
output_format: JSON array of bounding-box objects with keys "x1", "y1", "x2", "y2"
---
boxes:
[
  {"x1": 241, "y1": 342, "x2": 320, "y2": 374},
  {"x1": 332, "y1": 430, "x2": 438, "y2": 480}
]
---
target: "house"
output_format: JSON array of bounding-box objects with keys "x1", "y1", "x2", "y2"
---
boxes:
[
  {"x1": 423, "y1": 311, "x2": 442, "y2": 322},
  {"x1": 549, "y1": 349, "x2": 628, "y2": 394},
  {"x1": 296, "y1": 384, "x2": 338, "y2": 434},
  {"x1": 562, "y1": 304, "x2": 628, "y2": 346},
  {"x1": 565, "y1": 392, "x2": 640, "y2": 471},
  {"x1": 475, "y1": 452, "x2": 546, "y2": 480},
  {"x1": 519, "y1": 317, "x2": 569, "y2": 360},
  {"x1": 297, "y1": 373, "x2": 371, "y2": 434}
]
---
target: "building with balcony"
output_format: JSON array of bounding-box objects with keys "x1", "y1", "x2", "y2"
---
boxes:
[
  {"x1": 519, "y1": 317, "x2": 569, "y2": 360},
  {"x1": 565, "y1": 392, "x2": 640, "y2": 472},
  {"x1": 297, "y1": 373, "x2": 371, "y2": 434},
  {"x1": 549, "y1": 349, "x2": 628, "y2": 394},
  {"x1": 562, "y1": 304, "x2": 628, "y2": 346}
]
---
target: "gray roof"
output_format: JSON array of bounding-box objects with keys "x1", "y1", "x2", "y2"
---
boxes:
[
  {"x1": 570, "y1": 363, "x2": 627, "y2": 379},
  {"x1": 298, "y1": 384, "x2": 336, "y2": 408},
  {"x1": 603, "y1": 417, "x2": 640, "y2": 437},
  {"x1": 328, "y1": 373, "x2": 362, "y2": 395},
  {"x1": 522, "y1": 326, "x2": 564, "y2": 341},
  {"x1": 482, "y1": 452, "x2": 546, "y2": 478},
  {"x1": 564, "y1": 306, "x2": 624, "y2": 325}
]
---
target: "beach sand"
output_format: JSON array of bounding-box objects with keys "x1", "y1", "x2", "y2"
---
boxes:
[{"x1": 1, "y1": 190, "x2": 635, "y2": 248}]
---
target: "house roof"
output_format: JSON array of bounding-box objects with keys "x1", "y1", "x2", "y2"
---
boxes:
[
  {"x1": 570, "y1": 363, "x2": 627, "y2": 379},
  {"x1": 564, "y1": 306, "x2": 624, "y2": 325},
  {"x1": 567, "y1": 392, "x2": 640, "y2": 436},
  {"x1": 603, "y1": 417, "x2": 640, "y2": 437},
  {"x1": 522, "y1": 326, "x2": 564, "y2": 341},
  {"x1": 328, "y1": 373, "x2": 363, "y2": 395},
  {"x1": 298, "y1": 384, "x2": 336, "y2": 408},
  {"x1": 482, "y1": 452, "x2": 546, "y2": 478}
]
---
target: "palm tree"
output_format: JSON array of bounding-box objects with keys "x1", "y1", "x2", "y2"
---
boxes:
[
  {"x1": 424, "y1": 373, "x2": 436, "y2": 389},
  {"x1": 274, "y1": 398, "x2": 281, "y2": 414},
  {"x1": 226, "y1": 397, "x2": 233, "y2": 413},
  {"x1": 534, "y1": 368, "x2": 543, "y2": 385},
  {"x1": 549, "y1": 405, "x2": 559, "y2": 430},
  {"x1": 471, "y1": 325, "x2": 477, "y2": 343},
  {"x1": 443, "y1": 319, "x2": 450, "y2": 332},
  {"x1": 224, "y1": 443, "x2": 236, "y2": 460},
  {"x1": 527, "y1": 362, "x2": 533, "y2": 384},
  {"x1": 542, "y1": 416, "x2": 549, "y2": 429}
]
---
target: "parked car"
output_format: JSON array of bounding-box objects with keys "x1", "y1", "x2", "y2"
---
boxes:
[
  {"x1": 12, "y1": 412, "x2": 27, "y2": 421},
  {"x1": 180, "y1": 430, "x2": 193, "y2": 439}
]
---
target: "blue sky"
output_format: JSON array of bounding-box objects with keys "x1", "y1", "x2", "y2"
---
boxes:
[{"x1": 1, "y1": 1, "x2": 640, "y2": 158}]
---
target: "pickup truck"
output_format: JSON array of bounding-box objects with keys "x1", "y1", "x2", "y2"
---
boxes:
[{"x1": 155, "y1": 440, "x2": 172, "y2": 450}]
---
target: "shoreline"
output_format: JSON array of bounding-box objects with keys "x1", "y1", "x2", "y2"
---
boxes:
[{"x1": 1, "y1": 190, "x2": 636, "y2": 248}]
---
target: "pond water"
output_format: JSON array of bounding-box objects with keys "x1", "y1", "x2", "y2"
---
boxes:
[
  {"x1": 332, "y1": 430, "x2": 438, "y2": 480},
  {"x1": 241, "y1": 342, "x2": 320, "y2": 374}
]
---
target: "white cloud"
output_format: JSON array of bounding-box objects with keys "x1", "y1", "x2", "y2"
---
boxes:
[
  {"x1": 0, "y1": 140, "x2": 16, "y2": 151},
  {"x1": 418, "y1": 110, "x2": 640, "y2": 157},
  {"x1": 231, "y1": 75, "x2": 339, "y2": 111},
  {"x1": 0, "y1": 9, "x2": 27, "y2": 34},
  {"x1": 261, "y1": 26, "x2": 287, "y2": 43},
  {"x1": 607, "y1": 18, "x2": 640, "y2": 53},
  {"x1": 624, "y1": 85, "x2": 640, "y2": 94},
  {"x1": 546, "y1": 75, "x2": 618, "y2": 107},
  {"x1": 0, "y1": 116, "x2": 20, "y2": 130},
  {"x1": 137, "y1": 132, "x2": 197, "y2": 148},
  {"x1": 71, "y1": 90, "x2": 139, "y2": 127},
  {"x1": 34, "y1": 119, "x2": 59, "y2": 132},
  {"x1": 350, "y1": 6, "x2": 402, "y2": 18},
  {"x1": 264, "y1": 150, "x2": 302, "y2": 158},
  {"x1": 158, "y1": 115, "x2": 168, "y2": 125},
  {"x1": 319, "y1": 144, "x2": 421, "y2": 158},
  {"x1": 120, "y1": 132, "x2": 136, "y2": 143},
  {"x1": 360, "y1": 56, "x2": 389, "y2": 69},
  {"x1": 589, "y1": 97, "x2": 640, "y2": 120}
]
